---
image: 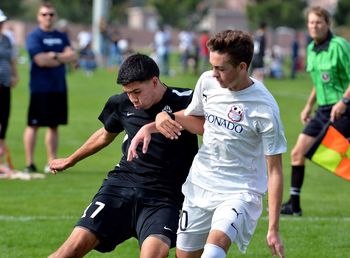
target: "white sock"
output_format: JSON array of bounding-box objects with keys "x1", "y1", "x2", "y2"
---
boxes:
[{"x1": 201, "y1": 243, "x2": 226, "y2": 258}]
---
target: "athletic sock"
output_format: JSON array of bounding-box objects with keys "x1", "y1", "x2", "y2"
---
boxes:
[
  {"x1": 201, "y1": 243, "x2": 226, "y2": 258},
  {"x1": 290, "y1": 165, "x2": 305, "y2": 211}
]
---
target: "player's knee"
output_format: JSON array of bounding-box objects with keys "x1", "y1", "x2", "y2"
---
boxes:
[
  {"x1": 211, "y1": 219, "x2": 237, "y2": 243},
  {"x1": 201, "y1": 243, "x2": 226, "y2": 258},
  {"x1": 290, "y1": 147, "x2": 304, "y2": 164}
]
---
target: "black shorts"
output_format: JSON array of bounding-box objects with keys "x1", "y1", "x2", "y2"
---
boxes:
[
  {"x1": 27, "y1": 92, "x2": 68, "y2": 127},
  {"x1": 0, "y1": 85, "x2": 10, "y2": 139},
  {"x1": 76, "y1": 183, "x2": 180, "y2": 253},
  {"x1": 303, "y1": 105, "x2": 350, "y2": 138}
]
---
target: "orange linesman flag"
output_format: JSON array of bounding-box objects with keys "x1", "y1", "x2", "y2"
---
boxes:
[{"x1": 305, "y1": 122, "x2": 350, "y2": 182}]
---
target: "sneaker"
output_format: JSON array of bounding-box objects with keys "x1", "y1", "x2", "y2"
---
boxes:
[
  {"x1": 24, "y1": 164, "x2": 38, "y2": 173},
  {"x1": 44, "y1": 164, "x2": 51, "y2": 174},
  {"x1": 280, "y1": 201, "x2": 302, "y2": 216}
]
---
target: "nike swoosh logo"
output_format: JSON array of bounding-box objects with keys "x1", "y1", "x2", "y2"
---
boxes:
[
  {"x1": 163, "y1": 226, "x2": 173, "y2": 232},
  {"x1": 127, "y1": 112, "x2": 134, "y2": 116}
]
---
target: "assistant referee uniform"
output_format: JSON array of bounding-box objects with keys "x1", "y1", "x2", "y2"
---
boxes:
[
  {"x1": 304, "y1": 32, "x2": 350, "y2": 137},
  {"x1": 77, "y1": 86, "x2": 198, "y2": 252}
]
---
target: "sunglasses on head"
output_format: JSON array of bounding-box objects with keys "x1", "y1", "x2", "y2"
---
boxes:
[{"x1": 40, "y1": 13, "x2": 55, "y2": 17}]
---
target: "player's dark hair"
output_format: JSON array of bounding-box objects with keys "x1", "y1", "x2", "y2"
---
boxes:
[
  {"x1": 117, "y1": 53, "x2": 160, "y2": 85},
  {"x1": 206, "y1": 30, "x2": 254, "y2": 68}
]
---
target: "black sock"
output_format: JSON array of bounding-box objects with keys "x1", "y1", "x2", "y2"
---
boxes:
[{"x1": 290, "y1": 165, "x2": 305, "y2": 211}]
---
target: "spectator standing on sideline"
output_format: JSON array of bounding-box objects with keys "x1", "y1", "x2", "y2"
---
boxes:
[
  {"x1": 107, "y1": 25, "x2": 122, "y2": 71},
  {"x1": 251, "y1": 22, "x2": 267, "y2": 82},
  {"x1": 281, "y1": 6, "x2": 350, "y2": 216},
  {"x1": 199, "y1": 29, "x2": 210, "y2": 73},
  {"x1": 78, "y1": 41, "x2": 97, "y2": 76},
  {"x1": 290, "y1": 32, "x2": 299, "y2": 79},
  {"x1": 178, "y1": 29, "x2": 195, "y2": 74},
  {"x1": 77, "y1": 30, "x2": 96, "y2": 76},
  {"x1": 0, "y1": 9, "x2": 19, "y2": 165},
  {"x1": 154, "y1": 25, "x2": 171, "y2": 76},
  {"x1": 23, "y1": 1, "x2": 76, "y2": 173},
  {"x1": 129, "y1": 30, "x2": 286, "y2": 258},
  {"x1": 48, "y1": 54, "x2": 201, "y2": 258}
]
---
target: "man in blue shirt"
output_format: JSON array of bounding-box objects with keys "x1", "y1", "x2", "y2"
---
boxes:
[{"x1": 24, "y1": 1, "x2": 76, "y2": 173}]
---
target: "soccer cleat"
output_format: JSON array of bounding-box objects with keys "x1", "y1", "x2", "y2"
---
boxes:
[
  {"x1": 24, "y1": 164, "x2": 38, "y2": 173},
  {"x1": 280, "y1": 201, "x2": 302, "y2": 216}
]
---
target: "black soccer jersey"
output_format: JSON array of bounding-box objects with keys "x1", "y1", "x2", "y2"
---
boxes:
[{"x1": 98, "y1": 86, "x2": 198, "y2": 205}]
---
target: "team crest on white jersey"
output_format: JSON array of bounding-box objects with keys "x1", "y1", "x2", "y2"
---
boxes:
[{"x1": 227, "y1": 105, "x2": 244, "y2": 122}]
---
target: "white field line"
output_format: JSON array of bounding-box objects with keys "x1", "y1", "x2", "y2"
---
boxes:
[
  {"x1": 261, "y1": 216, "x2": 350, "y2": 222},
  {"x1": 0, "y1": 215, "x2": 76, "y2": 221},
  {"x1": 0, "y1": 215, "x2": 349, "y2": 222}
]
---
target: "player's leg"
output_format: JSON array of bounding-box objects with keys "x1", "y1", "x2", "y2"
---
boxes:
[
  {"x1": 176, "y1": 248, "x2": 203, "y2": 258},
  {"x1": 281, "y1": 133, "x2": 316, "y2": 215},
  {"x1": 201, "y1": 230, "x2": 230, "y2": 258},
  {"x1": 203, "y1": 194, "x2": 263, "y2": 257},
  {"x1": 140, "y1": 235, "x2": 171, "y2": 258},
  {"x1": 0, "y1": 86, "x2": 10, "y2": 163},
  {"x1": 176, "y1": 202, "x2": 212, "y2": 258},
  {"x1": 23, "y1": 125, "x2": 38, "y2": 170},
  {"x1": 48, "y1": 227, "x2": 99, "y2": 258},
  {"x1": 46, "y1": 126, "x2": 58, "y2": 164},
  {"x1": 137, "y1": 192, "x2": 181, "y2": 258}
]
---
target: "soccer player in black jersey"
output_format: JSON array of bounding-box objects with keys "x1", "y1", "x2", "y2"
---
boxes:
[{"x1": 48, "y1": 54, "x2": 203, "y2": 258}]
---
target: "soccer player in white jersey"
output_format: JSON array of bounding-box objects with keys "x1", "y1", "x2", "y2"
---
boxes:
[{"x1": 128, "y1": 30, "x2": 286, "y2": 258}]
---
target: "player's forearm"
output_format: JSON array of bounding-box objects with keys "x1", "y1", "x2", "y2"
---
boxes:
[
  {"x1": 305, "y1": 87, "x2": 316, "y2": 108},
  {"x1": 56, "y1": 47, "x2": 77, "y2": 63},
  {"x1": 174, "y1": 110, "x2": 204, "y2": 135},
  {"x1": 142, "y1": 122, "x2": 158, "y2": 134},
  {"x1": 33, "y1": 52, "x2": 61, "y2": 67},
  {"x1": 68, "y1": 128, "x2": 117, "y2": 166},
  {"x1": 268, "y1": 172, "x2": 283, "y2": 231},
  {"x1": 266, "y1": 155, "x2": 283, "y2": 231},
  {"x1": 343, "y1": 84, "x2": 350, "y2": 99}
]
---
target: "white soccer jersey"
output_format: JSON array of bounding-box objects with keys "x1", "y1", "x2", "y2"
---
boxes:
[{"x1": 184, "y1": 71, "x2": 287, "y2": 196}]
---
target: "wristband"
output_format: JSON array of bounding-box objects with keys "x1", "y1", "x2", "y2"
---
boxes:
[
  {"x1": 53, "y1": 52, "x2": 60, "y2": 62},
  {"x1": 342, "y1": 97, "x2": 350, "y2": 106},
  {"x1": 165, "y1": 110, "x2": 175, "y2": 120}
]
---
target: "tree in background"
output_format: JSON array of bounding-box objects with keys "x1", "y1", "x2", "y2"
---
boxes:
[
  {"x1": 246, "y1": 0, "x2": 307, "y2": 30},
  {"x1": 1, "y1": 0, "x2": 26, "y2": 20},
  {"x1": 148, "y1": 0, "x2": 208, "y2": 29},
  {"x1": 334, "y1": 0, "x2": 350, "y2": 26}
]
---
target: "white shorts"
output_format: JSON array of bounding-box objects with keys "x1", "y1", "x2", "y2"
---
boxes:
[{"x1": 177, "y1": 183, "x2": 263, "y2": 253}]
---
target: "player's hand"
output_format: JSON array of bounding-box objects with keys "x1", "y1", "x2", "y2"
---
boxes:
[
  {"x1": 49, "y1": 158, "x2": 71, "y2": 175},
  {"x1": 330, "y1": 100, "x2": 347, "y2": 122},
  {"x1": 155, "y1": 111, "x2": 182, "y2": 140},
  {"x1": 127, "y1": 125, "x2": 152, "y2": 161},
  {"x1": 300, "y1": 106, "x2": 312, "y2": 124},
  {"x1": 266, "y1": 230, "x2": 285, "y2": 258}
]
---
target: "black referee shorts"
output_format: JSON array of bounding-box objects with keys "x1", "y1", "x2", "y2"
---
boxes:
[
  {"x1": 76, "y1": 183, "x2": 180, "y2": 253},
  {"x1": 303, "y1": 105, "x2": 350, "y2": 138},
  {"x1": 27, "y1": 92, "x2": 67, "y2": 127}
]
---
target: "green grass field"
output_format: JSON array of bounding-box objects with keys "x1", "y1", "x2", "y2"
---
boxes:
[{"x1": 1, "y1": 61, "x2": 350, "y2": 258}]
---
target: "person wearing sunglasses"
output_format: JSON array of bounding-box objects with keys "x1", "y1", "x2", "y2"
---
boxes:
[{"x1": 23, "y1": 1, "x2": 76, "y2": 173}]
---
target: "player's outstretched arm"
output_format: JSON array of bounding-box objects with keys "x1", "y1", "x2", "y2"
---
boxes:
[
  {"x1": 127, "y1": 122, "x2": 157, "y2": 161},
  {"x1": 50, "y1": 127, "x2": 118, "y2": 174},
  {"x1": 266, "y1": 154, "x2": 285, "y2": 258}
]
